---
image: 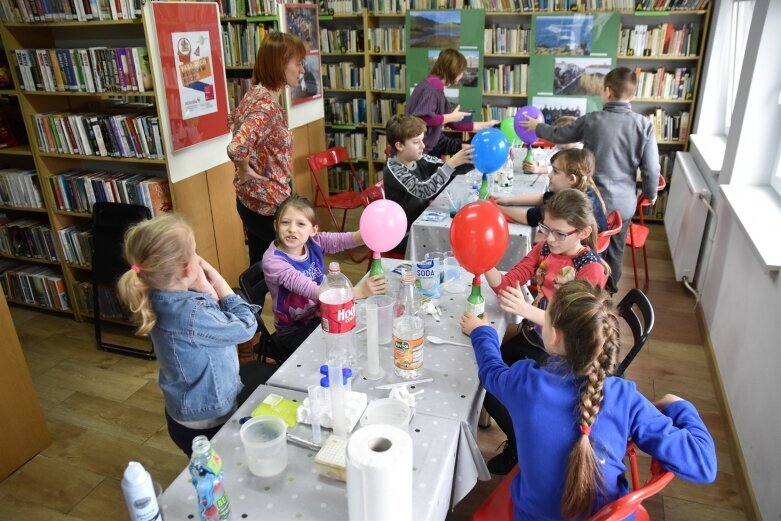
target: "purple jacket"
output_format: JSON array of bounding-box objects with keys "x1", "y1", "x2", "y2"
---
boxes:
[{"x1": 406, "y1": 76, "x2": 474, "y2": 153}]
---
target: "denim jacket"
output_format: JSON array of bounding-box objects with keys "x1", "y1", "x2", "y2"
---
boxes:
[{"x1": 149, "y1": 291, "x2": 260, "y2": 422}]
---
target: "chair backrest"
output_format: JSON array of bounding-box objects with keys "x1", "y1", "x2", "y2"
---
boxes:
[
  {"x1": 596, "y1": 211, "x2": 623, "y2": 253},
  {"x1": 91, "y1": 202, "x2": 152, "y2": 285},
  {"x1": 362, "y1": 180, "x2": 385, "y2": 205},
  {"x1": 614, "y1": 288, "x2": 655, "y2": 377},
  {"x1": 307, "y1": 146, "x2": 363, "y2": 200},
  {"x1": 637, "y1": 175, "x2": 667, "y2": 223},
  {"x1": 239, "y1": 262, "x2": 269, "y2": 309}
]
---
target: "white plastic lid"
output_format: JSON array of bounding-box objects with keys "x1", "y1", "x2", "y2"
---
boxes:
[
  {"x1": 329, "y1": 261, "x2": 341, "y2": 273},
  {"x1": 123, "y1": 461, "x2": 147, "y2": 485}
]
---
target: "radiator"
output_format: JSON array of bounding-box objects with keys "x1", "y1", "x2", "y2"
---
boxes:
[{"x1": 664, "y1": 151, "x2": 713, "y2": 282}]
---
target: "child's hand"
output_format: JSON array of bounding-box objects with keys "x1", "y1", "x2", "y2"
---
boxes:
[
  {"x1": 653, "y1": 394, "x2": 684, "y2": 410},
  {"x1": 493, "y1": 195, "x2": 512, "y2": 205},
  {"x1": 446, "y1": 144, "x2": 474, "y2": 169},
  {"x1": 523, "y1": 161, "x2": 547, "y2": 175},
  {"x1": 198, "y1": 256, "x2": 233, "y2": 299},
  {"x1": 355, "y1": 274, "x2": 386, "y2": 299},
  {"x1": 520, "y1": 114, "x2": 540, "y2": 131},
  {"x1": 460, "y1": 311, "x2": 489, "y2": 336},
  {"x1": 190, "y1": 263, "x2": 218, "y2": 299},
  {"x1": 498, "y1": 283, "x2": 530, "y2": 317}
]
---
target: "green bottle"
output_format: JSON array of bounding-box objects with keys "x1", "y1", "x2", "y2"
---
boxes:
[
  {"x1": 466, "y1": 276, "x2": 485, "y2": 318},
  {"x1": 369, "y1": 253, "x2": 385, "y2": 278},
  {"x1": 523, "y1": 147, "x2": 535, "y2": 174},
  {"x1": 478, "y1": 173, "x2": 490, "y2": 200}
]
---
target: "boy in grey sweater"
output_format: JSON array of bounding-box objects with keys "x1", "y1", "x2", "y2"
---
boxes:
[{"x1": 521, "y1": 67, "x2": 660, "y2": 293}]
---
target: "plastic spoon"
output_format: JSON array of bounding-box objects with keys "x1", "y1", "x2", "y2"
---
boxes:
[{"x1": 427, "y1": 335, "x2": 472, "y2": 348}]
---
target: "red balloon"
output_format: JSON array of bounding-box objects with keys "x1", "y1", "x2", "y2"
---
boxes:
[{"x1": 449, "y1": 201, "x2": 510, "y2": 275}]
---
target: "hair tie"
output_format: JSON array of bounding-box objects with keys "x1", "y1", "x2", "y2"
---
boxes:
[
  {"x1": 579, "y1": 424, "x2": 591, "y2": 437},
  {"x1": 131, "y1": 264, "x2": 141, "y2": 274}
]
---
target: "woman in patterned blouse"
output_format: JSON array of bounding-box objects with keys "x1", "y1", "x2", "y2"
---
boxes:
[{"x1": 228, "y1": 33, "x2": 306, "y2": 265}]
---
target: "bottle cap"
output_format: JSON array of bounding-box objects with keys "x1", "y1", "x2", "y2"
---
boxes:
[
  {"x1": 320, "y1": 365, "x2": 353, "y2": 380},
  {"x1": 123, "y1": 461, "x2": 147, "y2": 485},
  {"x1": 328, "y1": 261, "x2": 341, "y2": 273},
  {"x1": 319, "y1": 373, "x2": 351, "y2": 388},
  {"x1": 401, "y1": 272, "x2": 416, "y2": 284}
]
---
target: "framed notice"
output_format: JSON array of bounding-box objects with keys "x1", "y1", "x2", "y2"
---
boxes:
[{"x1": 152, "y1": 2, "x2": 229, "y2": 152}]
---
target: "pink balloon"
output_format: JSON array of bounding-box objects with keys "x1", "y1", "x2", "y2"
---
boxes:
[{"x1": 359, "y1": 199, "x2": 407, "y2": 253}]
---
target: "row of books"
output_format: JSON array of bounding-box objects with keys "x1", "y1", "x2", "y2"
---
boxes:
[
  {"x1": 0, "y1": 217, "x2": 58, "y2": 261},
  {"x1": 645, "y1": 108, "x2": 690, "y2": 142},
  {"x1": 634, "y1": 67, "x2": 695, "y2": 100},
  {"x1": 368, "y1": 27, "x2": 405, "y2": 53},
  {"x1": 485, "y1": 26, "x2": 531, "y2": 55},
  {"x1": 32, "y1": 112, "x2": 164, "y2": 160},
  {"x1": 244, "y1": 0, "x2": 281, "y2": 17},
  {"x1": 469, "y1": 0, "x2": 705, "y2": 10},
  {"x1": 324, "y1": 97, "x2": 368, "y2": 126},
  {"x1": 13, "y1": 47, "x2": 151, "y2": 94},
  {"x1": 50, "y1": 169, "x2": 171, "y2": 216},
  {"x1": 326, "y1": 166, "x2": 370, "y2": 194},
  {"x1": 371, "y1": 98, "x2": 404, "y2": 127},
  {"x1": 0, "y1": 169, "x2": 44, "y2": 209},
  {"x1": 619, "y1": 23, "x2": 701, "y2": 58},
  {"x1": 321, "y1": 29, "x2": 364, "y2": 54},
  {"x1": 227, "y1": 78, "x2": 252, "y2": 111},
  {"x1": 372, "y1": 131, "x2": 388, "y2": 161},
  {"x1": 639, "y1": 151, "x2": 677, "y2": 219},
  {"x1": 321, "y1": 0, "x2": 365, "y2": 14},
  {"x1": 72, "y1": 281, "x2": 130, "y2": 320},
  {"x1": 484, "y1": 64, "x2": 528, "y2": 96},
  {"x1": 323, "y1": 63, "x2": 365, "y2": 90},
  {"x1": 0, "y1": 0, "x2": 141, "y2": 23},
  {"x1": 0, "y1": 261, "x2": 69, "y2": 310},
  {"x1": 482, "y1": 105, "x2": 522, "y2": 121},
  {"x1": 58, "y1": 225, "x2": 92, "y2": 267},
  {"x1": 326, "y1": 131, "x2": 368, "y2": 160},
  {"x1": 634, "y1": 0, "x2": 709, "y2": 10},
  {"x1": 222, "y1": 22, "x2": 273, "y2": 68},
  {"x1": 371, "y1": 60, "x2": 406, "y2": 92}
]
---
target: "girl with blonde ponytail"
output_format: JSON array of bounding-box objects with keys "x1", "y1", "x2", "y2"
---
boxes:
[
  {"x1": 461, "y1": 280, "x2": 717, "y2": 520},
  {"x1": 117, "y1": 214, "x2": 259, "y2": 457}
]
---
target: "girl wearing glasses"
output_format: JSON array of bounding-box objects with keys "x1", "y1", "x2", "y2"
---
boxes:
[
  {"x1": 477, "y1": 188, "x2": 609, "y2": 475},
  {"x1": 494, "y1": 148, "x2": 608, "y2": 233}
]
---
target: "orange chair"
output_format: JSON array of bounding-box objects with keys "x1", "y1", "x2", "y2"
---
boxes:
[
  {"x1": 597, "y1": 211, "x2": 623, "y2": 254},
  {"x1": 472, "y1": 443, "x2": 674, "y2": 521},
  {"x1": 307, "y1": 146, "x2": 366, "y2": 233},
  {"x1": 626, "y1": 176, "x2": 667, "y2": 292}
]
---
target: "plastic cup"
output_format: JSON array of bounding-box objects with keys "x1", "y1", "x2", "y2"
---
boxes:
[
  {"x1": 240, "y1": 415, "x2": 288, "y2": 477},
  {"x1": 444, "y1": 256, "x2": 466, "y2": 293},
  {"x1": 366, "y1": 295, "x2": 394, "y2": 344}
]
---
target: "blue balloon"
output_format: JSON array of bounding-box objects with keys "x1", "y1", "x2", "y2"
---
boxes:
[{"x1": 470, "y1": 128, "x2": 510, "y2": 174}]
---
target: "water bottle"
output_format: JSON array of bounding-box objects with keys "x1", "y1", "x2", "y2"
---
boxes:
[
  {"x1": 319, "y1": 261, "x2": 357, "y2": 366},
  {"x1": 393, "y1": 270, "x2": 425, "y2": 378},
  {"x1": 467, "y1": 185, "x2": 480, "y2": 205},
  {"x1": 122, "y1": 462, "x2": 161, "y2": 521},
  {"x1": 189, "y1": 436, "x2": 231, "y2": 521}
]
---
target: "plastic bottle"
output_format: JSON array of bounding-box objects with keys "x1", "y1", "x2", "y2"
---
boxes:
[
  {"x1": 393, "y1": 270, "x2": 425, "y2": 378},
  {"x1": 466, "y1": 276, "x2": 486, "y2": 319},
  {"x1": 478, "y1": 173, "x2": 491, "y2": 200},
  {"x1": 319, "y1": 261, "x2": 357, "y2": 366},
  {"x1": 189, "y1": 436, "x2": 231, "y2": 521},
  {"x1": 467, "y1": 184, "x2": 480, "y2": 205},
  {"x1": 522, "y1": 147, "x2": 536, "y2": 174},
  {"x1": 121, "y1": 461, "x2": 162, "y2": 521}
]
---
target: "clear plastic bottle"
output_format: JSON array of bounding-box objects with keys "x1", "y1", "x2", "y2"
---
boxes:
[
  {"x1": 319, "y1": 261, "x2": 357, "y2": 366},
  {"x1": 393, "y1": 270, "x2": 425, "y2": 378},
  {"x1": 466, "y1": 184, "x2": 480, "y2": 205},
  {"x1": 189, "y1": 436, "x2": 231, "y2": 521}
]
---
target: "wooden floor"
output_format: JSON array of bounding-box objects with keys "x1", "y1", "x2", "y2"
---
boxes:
[{"x1": 1, "y1": 222, "x2": 750, "y2": 521}]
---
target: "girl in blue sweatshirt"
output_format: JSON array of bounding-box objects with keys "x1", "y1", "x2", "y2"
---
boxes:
[{"x1": 461, "y1": 280, "x2": 716, "y2": 520}]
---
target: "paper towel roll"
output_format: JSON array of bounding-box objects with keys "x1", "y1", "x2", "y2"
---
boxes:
[{"x1": 346, "y1": 424, "x2": 413, "y2": 521}]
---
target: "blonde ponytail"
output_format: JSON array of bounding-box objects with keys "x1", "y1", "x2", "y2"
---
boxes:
[{"x1": 115, "y1": 214, "x2": 196, "y2": 336}]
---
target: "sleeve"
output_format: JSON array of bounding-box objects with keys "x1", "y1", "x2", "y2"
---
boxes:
[
  {"x1": 574, "y1": 260, "x2": 608, "y2": 289},
  {"x1": 535, "y1": 117, "x2": 587, "y2": 145},
  {"x1": 264, "y1": 254, "x2": 320, "y2": 301},
  {"x1": 419, "y1": 114, "x2": 445, "y2": 127},
  {"x1": 448, "y1": 120, "x2": 474, "y2": 132},
  {"x1": 387, "y1": 157, "x2": 454, "y2": 200},
  {"x1": 227, "y1": 109, "x2": 271, "y2": 162},
  {"x1": 629, "y1": 396, "x2": 717, "y2": 483},
  {"x1": 526, "y1": 206, "x2": 544, "y2": 227},
  {"x1": 470, "y1": 325, "x2": 530, "y2": 405},
  {"x1": 314, "y1": 232, "x2": 357, "y2": 254},
  {"x1": 639, "y1": 122, "x2": 661, "y2": 201},
  {"x1": 491, "y1": 242, "x2": 543, "y2": 294},
  {"x1": 193, "y1": 294, "x2": 259, "y2": 347}
]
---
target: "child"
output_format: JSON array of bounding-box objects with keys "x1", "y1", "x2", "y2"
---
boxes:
[
  {"x1": 461, "y1": 280, "x2": 716, "y2": 519},
  {"x1": 521, "y1": 67, "x2": 660, "y2": 293},
  {"x1": 262, "y1": 194, "x2": 385, "y2": 356},
  {"x1": 521, "y1": 115, "x2": 580, "y2": 176},
  {"x1": 406, "y1": 48, "x2": 498, "y2": 157},
  {"x1": 481, "y1": 189, "x2": 608, "y2": 474},
  {"x1": 117, "y1": 214, "x2": 259, "y2": 457},
  {"x1": 494, "y1": 148, "x2": 608, "y2": 232},
  {"x1": 383, "y1": 114, "x2": 473, "y2": 253}
]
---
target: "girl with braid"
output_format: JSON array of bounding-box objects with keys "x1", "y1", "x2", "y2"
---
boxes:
[{"x1": 461, "y1": 280, "x2": 716, "y2": 520}]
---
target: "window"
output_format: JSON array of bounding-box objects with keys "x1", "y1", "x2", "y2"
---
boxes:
[{"x1": 725, "y1": 0, "x2": 755, "y2": 134}]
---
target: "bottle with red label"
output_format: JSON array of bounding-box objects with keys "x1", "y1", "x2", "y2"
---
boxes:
[{"x1": 319, "y1": 261, "x2": 357, "y2": 365}]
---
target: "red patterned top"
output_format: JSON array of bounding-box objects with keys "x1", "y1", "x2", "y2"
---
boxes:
[{"x1": 227, "y1": 85, "x2": 292, "y2": 216}]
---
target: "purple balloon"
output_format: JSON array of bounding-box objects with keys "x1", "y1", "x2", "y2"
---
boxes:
[{"x1": 514, "y1": 105, "x2": 543, "y2": 144}]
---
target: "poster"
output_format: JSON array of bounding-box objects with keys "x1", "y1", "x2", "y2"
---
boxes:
[
  {"x1": 152, "y1": 2, "x2": 229, "y2": 152},
  {"x1": 531, "y1": 96, "x2": 588, "y2": 124},
  {"x1": 285, "y1": 4, "x2": 322, "y2": 106},
  {"x1": 410, "y1": 10, "x2": 461, "y2": 49}
]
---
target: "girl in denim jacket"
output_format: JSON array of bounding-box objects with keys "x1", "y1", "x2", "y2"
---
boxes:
[{"x1": 117, "y1": 214, "x2": 259, "y2": 456}]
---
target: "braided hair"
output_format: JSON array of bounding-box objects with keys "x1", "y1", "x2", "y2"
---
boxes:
[{"x1": 547, "y1": 279, "x2": 621, "y2": 519}]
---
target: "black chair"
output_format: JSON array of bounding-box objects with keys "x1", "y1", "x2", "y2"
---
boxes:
[
  {"x1": 91, "y1": 202, "x2": 153, "y2": 359},
  {"x1": 238, "y1": 262, "x2": 285, "y2": 364},
  {"x1": 614, "y1": 288, "x2": 655, "y2": 377}
]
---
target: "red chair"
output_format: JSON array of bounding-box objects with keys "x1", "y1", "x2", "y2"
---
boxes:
[
  {"x1": 626, "y1": 176, "x2": 667, "y2": 292},
  {"x1": 472, "y1": 443, "x2": 674, "y2": 521},
  {"x1": 307, "y1": 146, "x2": 366, "y2": 233},
  {"x1": 596, "y1": 211, "x2": 623, "y2": 254}
]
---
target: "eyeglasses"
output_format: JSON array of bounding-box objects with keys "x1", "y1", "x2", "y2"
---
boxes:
[{"x1": 538, "y1": 223, "x2": 579, "y2": 241}]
